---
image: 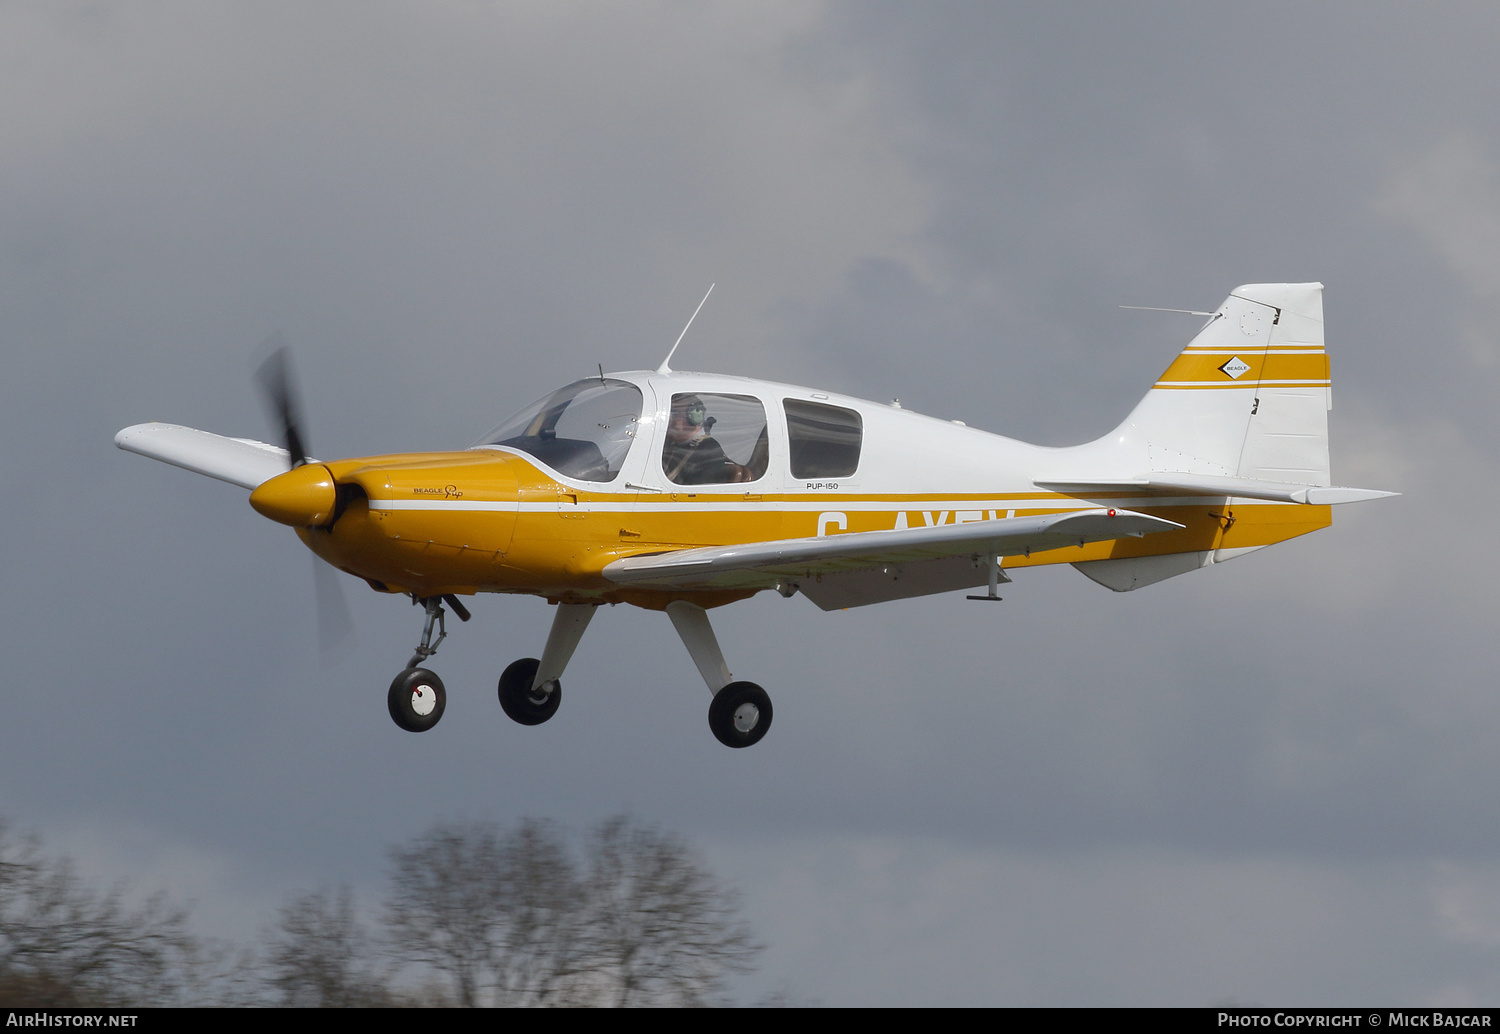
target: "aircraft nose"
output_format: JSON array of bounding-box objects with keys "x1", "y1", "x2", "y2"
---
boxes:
[{"x1": 249, "y1": 464, "x2": 338, "y2": 527}]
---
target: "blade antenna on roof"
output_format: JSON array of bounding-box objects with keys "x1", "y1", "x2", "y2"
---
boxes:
[{"x1": 658, "y1": 283, "x2": 715, "y2": 374}]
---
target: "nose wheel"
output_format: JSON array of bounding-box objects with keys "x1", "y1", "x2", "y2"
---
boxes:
[
  {"x1": 388, "y1": 667, "x2": 446, "y2": 732},
  {"x1": 708, "y1": 681, "x2": 772, "y2": 748}
]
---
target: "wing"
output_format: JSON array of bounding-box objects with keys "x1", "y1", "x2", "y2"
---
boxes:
[
  {"x1": 603, "y1": 508, "x2": 1184, "y2": 610},
  {"x1": 115, "y1": 423, "x2": 294, "y2": 490},
  {"x1": 1035, "y1": 474, "x2": 1397, "y2": 505}
]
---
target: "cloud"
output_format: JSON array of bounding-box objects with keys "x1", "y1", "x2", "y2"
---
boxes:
[
  {"x1": 717, "y1": 833, "x2": 1500, "y2": 1006},
  {"x1": 1380, "y1": 136, "x2": 1500, "y2": 301}
]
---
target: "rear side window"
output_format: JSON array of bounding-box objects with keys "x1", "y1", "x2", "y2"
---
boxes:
[{"x1": 784, "y1": 399, "x2": 862, "y2": 479}]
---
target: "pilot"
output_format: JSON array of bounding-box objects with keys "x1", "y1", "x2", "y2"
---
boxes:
[{"x1": 662, "y1": 394, "x2": 751, "y2": 485}]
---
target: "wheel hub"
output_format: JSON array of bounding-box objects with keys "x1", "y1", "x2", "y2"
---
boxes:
[
  {"x1": 526, "y1": 679, "x2": 557, "y2": 706},
  {"x1": 410, "y1": 685, "x2": 437, "y2": 716},
  {"x1": 732, "y1": 702, "x2": 760, "y2": 733}
]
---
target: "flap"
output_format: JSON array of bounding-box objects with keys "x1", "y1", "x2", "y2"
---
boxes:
[{"x1": 603, "y1": 508, "x2": 1184, "y2": 592}]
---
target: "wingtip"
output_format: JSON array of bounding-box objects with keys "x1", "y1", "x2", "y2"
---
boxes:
[
  {"x1": 114, "y1": 421, "x2": 175, "y2": 450},
  {"x1": 1300, "y1": 486, "x2": 1400, "y2": 505}
]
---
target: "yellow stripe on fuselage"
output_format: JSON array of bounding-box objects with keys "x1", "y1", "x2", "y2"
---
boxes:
[{"x1": 300, "y1": 452, "x2": 1331, "y2": 603}]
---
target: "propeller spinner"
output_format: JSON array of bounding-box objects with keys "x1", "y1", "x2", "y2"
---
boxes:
[{"x1": 250, "y1": 340, "x2": 336, "y2": 528}]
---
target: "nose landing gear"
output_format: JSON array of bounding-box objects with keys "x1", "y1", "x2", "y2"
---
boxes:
[{"x1": 387, "y1": 595, "x2": 470, "y2": 733}]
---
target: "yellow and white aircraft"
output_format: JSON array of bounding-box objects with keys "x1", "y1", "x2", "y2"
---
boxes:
[{"x1": 116, "y1": 282, "x2": 1392, "y2": 748}]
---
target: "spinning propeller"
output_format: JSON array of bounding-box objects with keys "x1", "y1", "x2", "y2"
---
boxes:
[
  {"x1": 255, "y1": 336, "x2": 310, "y2": 469},
  {"x1": 255, "y1": 335, "x2": 354, "y2": 656}
]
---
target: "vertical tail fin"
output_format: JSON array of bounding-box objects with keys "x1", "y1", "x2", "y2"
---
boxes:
[{"x1": 1117, "y1": 283, "x2": 1331, "y2": 485}]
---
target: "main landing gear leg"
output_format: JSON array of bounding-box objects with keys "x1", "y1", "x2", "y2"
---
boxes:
[
  {"x1": 665, "y1": 600, "x2": 772, "y2": 749},
  {"x1": 387, "y1": 594, "x2": 471, "y2": 734},
  {"x1": 498, "y1": 603, "x2": 596, "y2": 726}
]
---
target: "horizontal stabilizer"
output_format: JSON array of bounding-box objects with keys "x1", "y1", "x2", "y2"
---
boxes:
[
  {"x1": 115, "y1": 423, "x2": 294, "y2": 490},
  {"x1": 605, "y1": 508, "x2": 1184, "y2": 598},
  {"x1": 1035, "y1": 474, "x2": 1397, "y2": 505}
]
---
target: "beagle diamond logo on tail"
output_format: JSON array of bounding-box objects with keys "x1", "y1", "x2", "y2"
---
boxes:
[{"x1": 1219, "y1": 356, "x2": 1251, "y2": 379}]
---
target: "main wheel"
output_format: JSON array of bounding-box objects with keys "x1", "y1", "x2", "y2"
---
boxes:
[
  {"x1": 708, "y1": 681, "x2": 772, "y2": 748},
  {"x1": 388, "y1": 667, "x2": 446, "y2": 732},
  {"x1": 498, "y1": 657, "x2": 562, "y2": 726}
]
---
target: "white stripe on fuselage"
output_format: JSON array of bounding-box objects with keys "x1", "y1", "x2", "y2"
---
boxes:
[{"x1": 368, "y1": 495, "x2": 1250, "y2": 514}]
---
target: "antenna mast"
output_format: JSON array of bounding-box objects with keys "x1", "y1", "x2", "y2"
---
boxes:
[
  {"x1": 1119, "y1": 305, "x2": 1217, "y2": 316},
  {"x1": 658, "y1": 284, "x2": 715, "y2": 374}
]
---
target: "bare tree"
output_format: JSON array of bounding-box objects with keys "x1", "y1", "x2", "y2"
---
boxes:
[
  {"x1": 579, "y1": 817, "x2": 761, "y2": 1007},
  {"x1": 384, "y1": 818, "x2": 584, "y2": 1006},
  {"x1": 384, "y1": 821, "x2": 510, "y2": 1007},
  {"x1": 0, "y1": 819, "x2": 210, "y2": 1007},
  {"x1": 263, "y1": 885, "x2": 394, "y2": 1007},
  {"x1": 489, "y1": 819, "x2": 587, "y2": 1006},
  {"x1": 382, "y1": 816, "x2": 761, "y2": 1007},
  {"x1": 0, "y1": 813, "x2": 766, "y2": 1007}
]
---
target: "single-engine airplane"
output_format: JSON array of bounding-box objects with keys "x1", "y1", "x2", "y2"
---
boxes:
[{"x1": 117, "y1": 282, "x2": 1393, "y2": 748}]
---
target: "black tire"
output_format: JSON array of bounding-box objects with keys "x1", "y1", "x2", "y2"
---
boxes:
[
  {"x1": 708, "y1": 681, "x2": 772, "y2": 748},
  {"x1": 498, "y1": 657, "x2": 562, "y2": 726},
  {"x1": 388, "y1": 667, "x2": 446, "y2": 733}
]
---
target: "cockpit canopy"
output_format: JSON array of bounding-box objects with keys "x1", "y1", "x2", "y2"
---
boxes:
[{"x1": 477, "y1": 378, "x2": 643, "y2": 482}]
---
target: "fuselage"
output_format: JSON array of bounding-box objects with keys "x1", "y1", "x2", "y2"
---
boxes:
[{"x1": 261, "y1": 369, "x2": 1329, "y2": 608}]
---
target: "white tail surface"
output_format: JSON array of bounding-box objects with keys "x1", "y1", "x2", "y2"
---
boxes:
[
  {"x1": 1115, "y1": 283, "x2": 1330, "y2": 485},
  {"x1": 1071, "y1": 283, "x2": 1336, "y2": 592}
]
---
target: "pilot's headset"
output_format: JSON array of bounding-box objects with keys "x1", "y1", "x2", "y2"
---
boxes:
[{"x1": 681, "y1": 396, "x2": 707, "y2": 427}]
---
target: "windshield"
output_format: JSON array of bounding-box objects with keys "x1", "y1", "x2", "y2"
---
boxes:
[{"x1": 477, "y1": 379, "x2": 643, "y2": 482}]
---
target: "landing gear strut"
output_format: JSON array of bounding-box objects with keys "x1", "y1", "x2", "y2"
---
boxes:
[
  {"x1": 387, "y1": 595, "x2": 470, "y2": 733},
  {"x1": 666, "y1": 600, "x2": 772, "y2": 748},
  {"x1": 406, "y1": 594, "x2": 470, "y2": 668}
]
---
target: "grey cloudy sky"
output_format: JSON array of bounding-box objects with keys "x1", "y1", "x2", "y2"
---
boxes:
[{"x1": 3, "y1": 0, "x2": 1499, "y2": 1005}]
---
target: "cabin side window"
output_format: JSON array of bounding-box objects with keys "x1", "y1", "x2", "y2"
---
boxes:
[
  {"x1": 662, "y1": 393, "x2": 770, "y2": 486},
  {"x1": 784, "y1": 399, "x2": 862, "y2": 479},
  {"x1": 478, "y1": 379, "x2": 643, "y2": 482}
]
